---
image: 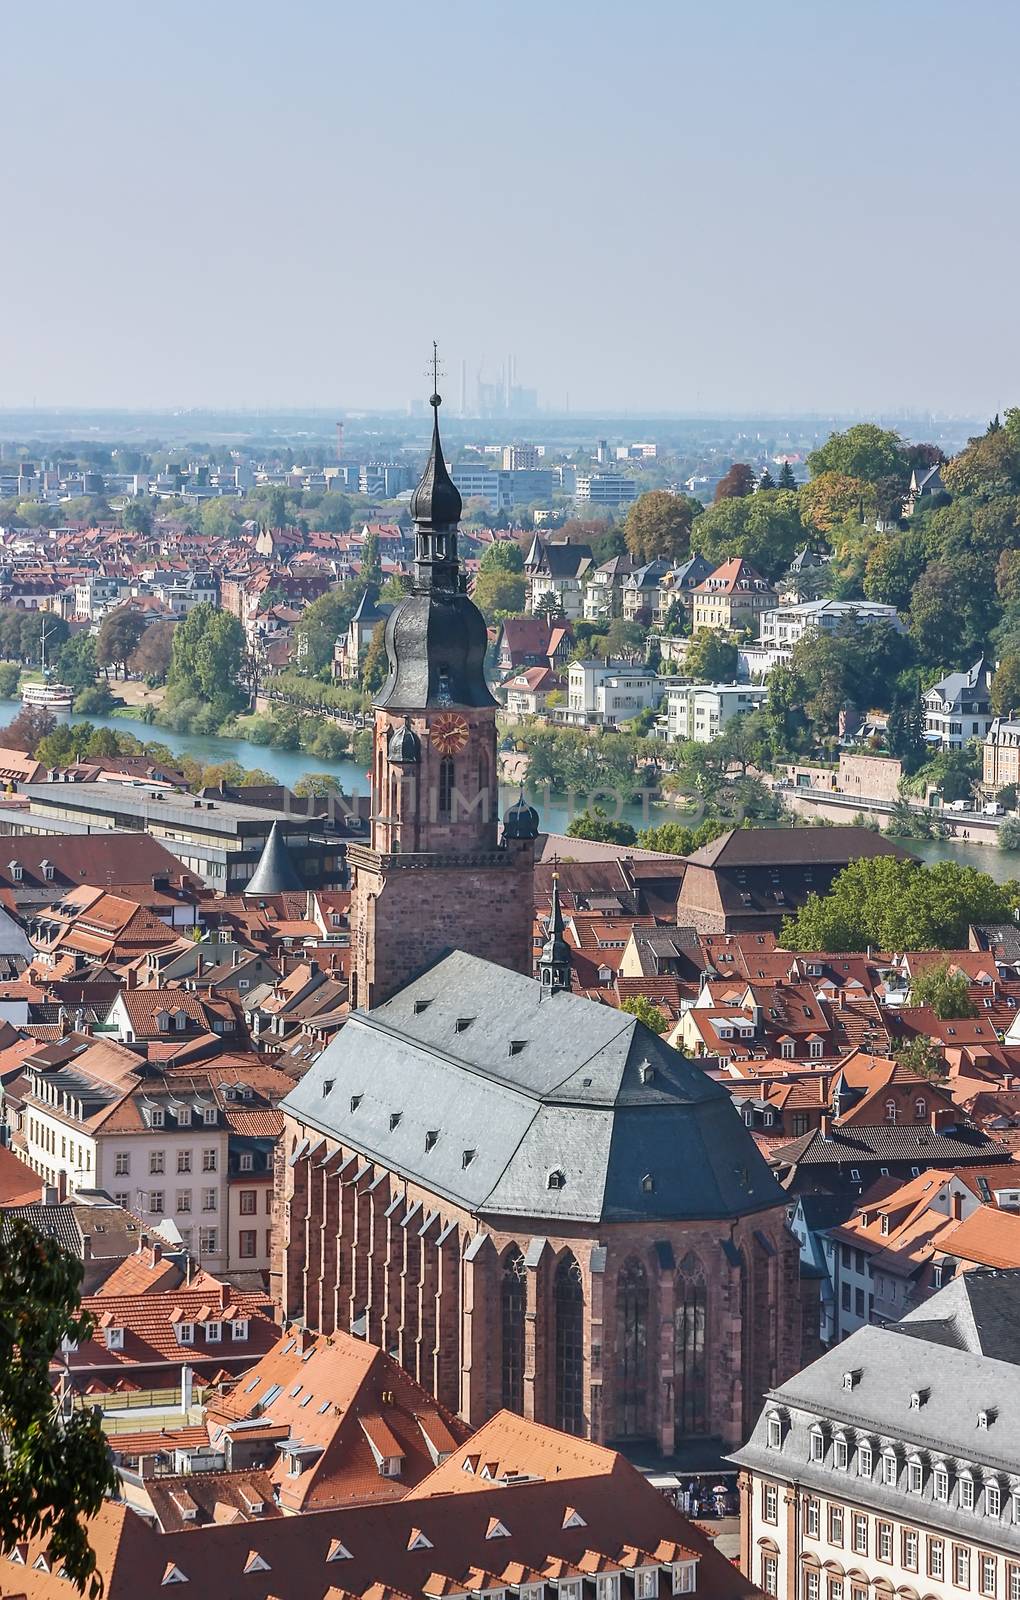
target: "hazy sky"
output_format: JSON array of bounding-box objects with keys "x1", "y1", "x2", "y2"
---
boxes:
[{"x1": 3, "y1": 0, "x2": 1017, "y2": 415}]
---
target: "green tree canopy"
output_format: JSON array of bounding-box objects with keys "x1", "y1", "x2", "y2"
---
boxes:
[
  {"x1": 361, "y1": 620, "x2": 389, "y2": 693},
  {"x1": 292, "y1": 583, "x2": 362, "y2": 677},
  {"x1": 0, "y1": 1216, "x2": 118, "y2": 1596},
  {"x1": 909, "y1": 960, "x2": 978, "y2": 1018},
  {"x1": 57, "y1": 633, "x2": 98, "y2": 692},
  {"x1": 473, "y1": 569, "x2": 527, "y2": 618},
  {"x1": 165, "y1": 603, "x2": 246, "y2": 719},
  {"x1": 684, "y1": 629, "x2": 738, "y2": 683},
  {"x1": 691, "y1": 489, "x2": 805, "y2": 579},
  {"x1": 992, "y1": 655, "x2": 1020, "y2": 716},
  {"x1": 624, "y1": 491, "x2": 701, "y2": 563},
  {"x1": 908, "y1": 558, "x2": 994, "y2": 670},
  {"x1": 807, "y1": 423, "x2": 908, "y2": 485},
  {"x1": 620, "y1": 994, "x2": 669, "y2": 1033},
  {"x1": 565, "y1": 807, "x2": 637, "y2": 845},
  {"x1": 781, "y1": 856, "x2": 1013, "y2": 952},
  {"x1": 96, "y1": 607, "x2": 146, "y2": 679},
  {"x1": 480, "y1": 539, "x2": 525, "y2": 573}
]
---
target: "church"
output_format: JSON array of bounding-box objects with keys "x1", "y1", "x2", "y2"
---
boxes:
[{"x1": 275, "y1": 386, "x2": 810, "y2": 1454}]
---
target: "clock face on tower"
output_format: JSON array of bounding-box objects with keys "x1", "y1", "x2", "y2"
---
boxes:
[{"x1": 431, "y1": 712, "x2": 470, "y2": 755}]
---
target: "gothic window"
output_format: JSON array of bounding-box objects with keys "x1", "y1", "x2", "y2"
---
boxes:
[
  {"x1": 674, "y1": 1252, "x2": 708, "y2": 1437},
  {"x1": 554, "y1": 1252, "x2": 585, "y2": 1436},
  {"x1": 438, "y1": 757, "x2": 455, "y2": 817},
  {"x1": 616, "y1": 1258, "x2": 649, "y2": 1438},
  {"x1": 501, "y1": 1247, "x2": 526, "y2": 1414}
]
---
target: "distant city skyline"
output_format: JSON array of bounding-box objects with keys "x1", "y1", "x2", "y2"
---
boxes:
[{"x1": 3, "y1": 0, "x2": 1018, "y2": 416}]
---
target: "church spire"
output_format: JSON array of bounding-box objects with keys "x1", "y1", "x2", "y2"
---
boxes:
[
  {"x1": 538, "y1": 874, "x2": 571, "y2": 996},
  {"x1": 410, "y1": 345, "x2": 462, "y2": 594}
]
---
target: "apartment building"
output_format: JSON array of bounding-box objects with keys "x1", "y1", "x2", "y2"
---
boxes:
[
  {"x1": 984, "y1": 719, "x2": 1020, "y2": 790},
  {"x1": 692, "y1": 558, "x2": 776, "y2": 633},
  {"x1": 574, "y1": 472, "x2": 637, "y2": 507},
  {"x1": 563, "y1": 658, "x2": 662, "y2": 726},
  {"x1": 923, "y1": 659, "x2": 994, "y2": 750},
  {"x1": 758, "y1": 599, "x2": 902, "y2": 648},
  {"x1": 9, "y1": 1036, "x2": 291, "y2": 1276},
  {"x1": 660, "y1": 682, "x2": 767, "y2": 743},
  {"x1": 733, "y1": 1269, "x2": 1020, "y2": 1600}
]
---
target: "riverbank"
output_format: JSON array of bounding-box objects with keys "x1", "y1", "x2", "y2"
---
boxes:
[{"x1": 2, "y1": 698, "x2": 1018, "y2": 882}]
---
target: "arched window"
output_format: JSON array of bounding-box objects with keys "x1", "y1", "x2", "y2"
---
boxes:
[
  {"x1": 675, "y1": 1252, "x2": 708, "y2": 1437},
  {"x1": 885, "y1": 1099, "x2": 898, "y2": 1124},
  {"x1": 438, "y1": 757, "x2": 455, "y2": 818},
  {"x1": 914, "y1": 1097, "x2": 927, "y2": 1121},
  {"x1": 554, "y1": 1253, "x2": 585, "y2": 1436},
  {"x1": 616, "y1": 1258, "x2": 649, "y2": 1438},
  {"x1": 500, "y1": 1248, "x2": 526, "y2": 1414}
]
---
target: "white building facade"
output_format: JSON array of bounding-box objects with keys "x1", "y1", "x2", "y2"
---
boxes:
[
  {"x1": 732, "y1": 1273, "x2": 1020, "y2": 1600},
  {"x1": 660, "y1": 682, "x2": 768, "y2": 743}
]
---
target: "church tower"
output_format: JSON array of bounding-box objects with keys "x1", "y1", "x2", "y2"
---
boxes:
[{"x1": 348, "y1": 382, "x2": 537, "y2": 1009}]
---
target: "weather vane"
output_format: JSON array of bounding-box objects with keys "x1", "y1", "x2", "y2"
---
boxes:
[{"x1": 426, "y1": 340, "x2": 445, "y2": 407}]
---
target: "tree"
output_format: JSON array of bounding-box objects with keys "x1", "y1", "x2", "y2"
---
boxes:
[
  {"x1": 909, "y1": 558, "x2": 993, "y2": 670},
  {"x1": 909, "y1": 960, "x2": 978, "y2": 1018},
  {"x1": 360, "y1": 529, "x2": 381, "y2": 585},
  {"x1": 781, "y1": 856, "x2": 1012, "y2": 952},
  {"x1": 96, "y1": 607, "x2": 146, "y2": 679},
  {"x1": 0, "y1": 1216, "x2": 117, "y2": 1597},
  {"x1": 892, "y1": 1035, "x2": 948, "y2": 1081},
  {"x1": 684, "y1": 629, "x2": 738, "y2": 683},
  {"x1": 620, "y1": 994, "x2": 669, "y2": 1033},
  {"x1": 992, "y1": 655, "x2": 1020, "y2": 716},
  {"x1": 534, "y1": 594, "x2": 567, "y2": 621},
  {"x1": 714, "y1": 463, "x2": 755, "y2": 501},
  {"x1": 57, "y1": 633, "x2": 97, "y2": 692},
  {"x1": 310, "y1": 491, "x2": 352, "y2": 532},
  {"x1": 638, "y1": 818, "x2": 726, "y2": 855},
  {"x1": 623, "y1": 491, "x2": 701, "y2": 562},
  {"x1": 480, "y1": 539, "x2": 525, "y2": 573},
  {"x1": 121, "y1": 497, "x2": 152, "y2": 535},
  {"x1": 999, "y1": 816, "x2": 1020, "y2": 851},
  {"x1": 941, "y1": 411, "x2": 1020, "y2": 499},
  {"x1": 691, "y1": 489, "x2": 805, "y2": 579},
  {"x1": 996, "y1": 549, "x2": 1020, "y2": 606},
  {"x1": 777, "y1": 461, "x2": 797, "y2": 490},
  {"x1": 165, "y1": 603, "x2": 246, "y2": 719},
  {"x1": 361, "y1": 620, "x2": 389, "y2": 693},
  {"x1": 862, "y1": 528, "x2": 928, "y2": 608},
  {"x1": 606, "y1": 619, "x2": 645, "y2": 657},
  {"x1": 293, "y1": 583, "x2": 362, "y2": 677},
  {"x1": 128, "y1": 620, "x2": 176, "y2": 684},
  {"x1": 474, "y1": 569, "x2": 527, "y2": 618},
  {"x1": 1, "y1": 705, "x2": 56, "y2": 756},
  {"x1": 294, "y1": 772, "x2": 343, "y2": 798},
  {"x1": 799, "y1": 471, "x2": 869, "y2": 535},
  {"x1": 807, "y1": 423, "x2": 908, "y2": 485},
  {"x1": 757, "y1": 467, "x2": 776, "y2": 492},
  {"x1": 565, "y1": 807, "x2": 637, "y2": 845},
  {"x1": 0, "y1": 661, "x2": 19, "y2": 698}
]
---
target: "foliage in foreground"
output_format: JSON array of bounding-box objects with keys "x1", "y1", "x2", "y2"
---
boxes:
[{"x1": 0, "y1": 1218, "x2": 117, "y2": 1596}]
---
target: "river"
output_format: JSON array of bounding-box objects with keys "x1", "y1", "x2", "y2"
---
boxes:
[{"x1": 6, "y1": 700, "x2": 1019, "y2": 882}]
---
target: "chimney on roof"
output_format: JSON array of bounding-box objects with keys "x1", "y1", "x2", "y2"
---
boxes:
[
  {"x1": 81, "y1": 1233, "x2": 91, "y2": 1260},
  {"x1": 56, "y1": 1169, "x2": 67, "y2": 1204},
  {"x1": 125, "y1": 966, "x2": 137, "y2": 991},
  {"x1": 138, "y1": 1232, "x2": 149, "y2": 1254},
  {"x1": 818, "y1": 1075, "x2": 829, "y2": 1105},
  {"x1": 195, "y1": 953, "x2": 204, "y2": 978},
  {"x1": 820, "y1": 1114, "x2": 831, "y2": 1141},
  {"x1": 951, "y1": 1190, "x2": 963, "y2": 1222},
  {"x1": 41, "y1": 1183, "x2": 58, "y2": 1206}
]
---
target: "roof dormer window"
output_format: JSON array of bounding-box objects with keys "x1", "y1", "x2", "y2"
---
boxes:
[{"x1": 547, "y1": 1169, "x2": 566, "y2": 1191}]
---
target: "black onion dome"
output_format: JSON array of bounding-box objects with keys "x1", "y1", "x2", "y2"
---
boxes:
[
  {"x1": 503, "y1": 792, "x2": 540, "y2": 841},
  {"x1": 410, "y1": 397, "x2": 462, "y2": 530},
  {"x1": 376, "y1": 590, "x2": 497, "y2": 710},
  {"x1": 387, "y1": 718, "x2": 421, "y2": 764}
]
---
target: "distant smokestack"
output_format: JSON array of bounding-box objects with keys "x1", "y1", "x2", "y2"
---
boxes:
[{"x1": 459, "y1": 359, "x2": 467, "y2": 416}]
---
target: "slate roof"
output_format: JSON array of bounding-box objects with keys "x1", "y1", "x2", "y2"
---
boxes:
[
  {"x1": 769, "y1": 1123, "x2": 1007, "y2": 1169},
  {"x1": 732, "y1": 1276, "x2": 1020, "y2": 1532},
  {"x1": 684, "y1": 828, "x2": 912, "y2": 869},
  {"x1": 281, "y1": 951, "x2": 786, "y2": 1224},
  {"x1": 245, "y1": 822, "x2": 303, "y2": 895},
  {"x1": 896, "y1": 1266, "x2": 1020, "y2": 1359}
]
